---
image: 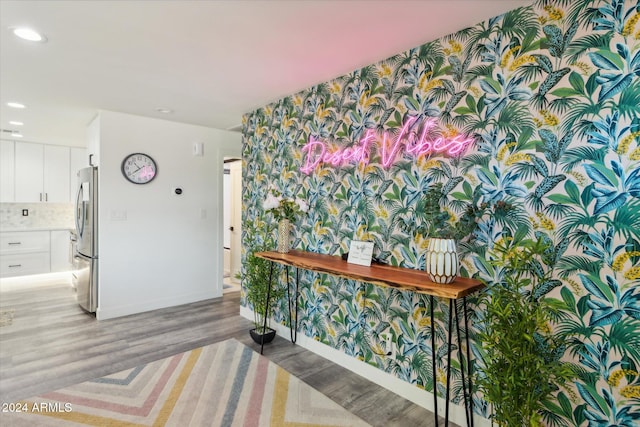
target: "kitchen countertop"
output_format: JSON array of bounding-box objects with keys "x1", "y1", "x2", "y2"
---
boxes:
[{"x1": 1, "y1": 227, "x2": 75, "y2": 232}]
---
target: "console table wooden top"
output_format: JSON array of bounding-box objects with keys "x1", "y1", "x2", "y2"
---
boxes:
[{"x1": 255, "y1": 250, "x2": 484, "y2": 300}]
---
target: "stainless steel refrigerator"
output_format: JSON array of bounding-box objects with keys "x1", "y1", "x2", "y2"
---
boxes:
[{"x1": 73, "y1": 167, "x2": 98, "y2": 313}]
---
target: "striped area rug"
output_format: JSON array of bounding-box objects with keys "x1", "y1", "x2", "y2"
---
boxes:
[{"x1": 1, "y1": 339, "x2": 371, "y2": 426}]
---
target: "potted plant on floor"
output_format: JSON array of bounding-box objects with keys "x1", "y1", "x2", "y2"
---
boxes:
[
  {"x1": 475, "y1": 229, "x2": 575, "y2": 426},
  {"x1": 238, "y1": 219, "x2": 286, "y2": 345}
]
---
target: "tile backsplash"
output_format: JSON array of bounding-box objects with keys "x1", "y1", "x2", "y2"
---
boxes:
[{"x1": 0, "y1": 203, "x2": 74, "y2": 230}]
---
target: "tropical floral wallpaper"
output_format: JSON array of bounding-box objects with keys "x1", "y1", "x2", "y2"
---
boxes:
[{"x1": 241, "y1": 0, "x2": 640, "y2": 424}]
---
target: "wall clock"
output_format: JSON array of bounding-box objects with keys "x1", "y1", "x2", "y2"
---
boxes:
[{"x1": 121, "y1": 153, "x2": 158, "y2": 184}]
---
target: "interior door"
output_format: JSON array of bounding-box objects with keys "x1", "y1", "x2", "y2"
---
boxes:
[{"x1": 229, "y1": 160, "x2": 242, "y2": 283}]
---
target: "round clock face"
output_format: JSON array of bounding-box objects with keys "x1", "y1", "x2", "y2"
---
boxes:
[{"x1": 121, "y1": 153, "x2": 157, "y2": 184}]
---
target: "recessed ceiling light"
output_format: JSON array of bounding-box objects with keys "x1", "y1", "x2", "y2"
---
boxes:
[
  {"x1": 155, "y1": 107, "x2": 173, "y2": 114},
  {"x1": 9, "y1": 121, "x2": 24, "y2": 126},
  {"x1": 6, "y1": 102, "x2": 26, "y2": 109},
  {"x1": 12, "y1": 27, "x2": 47, "y2": 43},
  {"x1": 11, "y1": 132, "x2": 23, "y2": 138}
]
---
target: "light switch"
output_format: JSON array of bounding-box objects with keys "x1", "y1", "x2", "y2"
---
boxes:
[
  {"x1": 110, "y1": 210, "x2": 127, "y2": 221},
  {"x1": 193, "y1": 142, "x2": 204, "y2": 156}
]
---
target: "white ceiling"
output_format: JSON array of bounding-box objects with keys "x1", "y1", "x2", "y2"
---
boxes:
[{"x1": 1, "y1": 0, "x2": 533, "y2": 147}]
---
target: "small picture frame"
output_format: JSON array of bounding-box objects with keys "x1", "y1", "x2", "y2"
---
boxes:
[{"x1": 347, "y1": 240, "x2": 375, "y2": 266}]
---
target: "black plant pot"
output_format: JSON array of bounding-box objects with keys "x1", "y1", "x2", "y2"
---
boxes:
[{"x1": 250, "y1": 327, "x2": 276, "y2": 345}]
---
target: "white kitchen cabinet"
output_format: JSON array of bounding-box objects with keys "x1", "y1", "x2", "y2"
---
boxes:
[
  {"x1": 1, "y1": 253, "x2": 50, "y2": 277},
  {"x1": 0, "y1": 231, "x2": 50, "y2": 254},
  {"x1": 0, "y1": 140, "x2": 15, "y2": 202},
  {"x1": 14, "y1": 142, "x2": 70, "y2": 202},
  {"x1": 14, "y1": 142, "x2": 43, "y2": 202},
  {"x1": 87, "y1": 116, "x2": 100, "y2": 166},
  {"x1": 44, "y1": 145, "x2": 70, "y2": 202},
  {"x1": 50, "y1": 230, "x2": 72, "y2": 272},
  {"x1": 0, "y1": 230, "x2": 72, "y2": 278},
  {"x1": 0, "y1": 231, "x2": 51, "y2": 277}
]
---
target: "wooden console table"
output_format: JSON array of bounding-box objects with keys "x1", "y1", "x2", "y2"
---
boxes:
[{"x1": 255, "y1": 249, "x2": 484, "y2": 427}]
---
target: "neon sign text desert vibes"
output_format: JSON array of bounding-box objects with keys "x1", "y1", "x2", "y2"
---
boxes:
[{"x1": 299, "y1": 116, "x2": 474, "y2": 174}]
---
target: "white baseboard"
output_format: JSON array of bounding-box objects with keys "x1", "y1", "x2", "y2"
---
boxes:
[
  {"x1": 97, "y1": 290, "x2": 219, "y2": 320},
  {"x1": 240, "y1": 306, "x2": 491, "y2": 427}
]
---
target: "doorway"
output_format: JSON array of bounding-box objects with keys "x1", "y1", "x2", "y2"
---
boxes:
[{"x1": 223, "y1": 158, "x2": 242, "y2": 293}]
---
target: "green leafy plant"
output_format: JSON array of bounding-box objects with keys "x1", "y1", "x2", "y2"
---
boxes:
[
  {"x1": 475, "y1": 229, "x2": 575, "y2": 426},
  {"x1": 263, "y1": 188, "x2": 309, "y2": 222},
  {"x1": 237, "y1": 219, "x2": 286, "y2": 333},
  {"x1": 411, "y1": 183, "x2": 513, "y2": 241}
]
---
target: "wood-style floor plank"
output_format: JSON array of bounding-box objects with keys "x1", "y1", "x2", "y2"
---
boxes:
[{"x1": 0, "y1": 280, "x2": 454, "y2": 427}]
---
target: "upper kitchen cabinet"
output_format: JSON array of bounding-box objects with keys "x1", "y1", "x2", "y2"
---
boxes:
[
  {"x1": 70, "y1": 147, "x2": 88, "y2": 197},
  {"x1": 44, "y1": 145, "x2": 70, "y2": 202},
  {"x1": 15, "y1": 142, "x2": 70, "y2": 203},
  {"x1": 86, "y1": 115, "x2": 100, "y2": 166},
  {"x1": 14, "y1": 142, "x2": 42, "y2": 202},
  {"x1": 0, "y1": 140, "x2": 15, "y2": 202}
]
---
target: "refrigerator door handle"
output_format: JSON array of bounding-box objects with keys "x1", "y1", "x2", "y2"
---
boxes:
[{"x1": 75, "y1": 183, "x2": 85, "y2": 239}]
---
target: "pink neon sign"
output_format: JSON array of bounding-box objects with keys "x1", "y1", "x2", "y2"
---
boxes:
[{"x1": 300, "y1": 117, "x2": 473, "y2": 174}]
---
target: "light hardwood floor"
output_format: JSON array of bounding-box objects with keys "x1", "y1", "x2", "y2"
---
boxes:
[{"x1": 0, "y1": 279, "x2": 453, "y2": 427}]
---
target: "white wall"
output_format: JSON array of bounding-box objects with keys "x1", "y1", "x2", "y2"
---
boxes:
[{"x1": 93, "y1": 111, "x2": 241, "y2": 320}]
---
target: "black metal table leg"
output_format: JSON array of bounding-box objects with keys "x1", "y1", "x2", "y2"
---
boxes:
[
  {"x1": 430, "y1": 295, "x2": 438, "y2": 426},
  {"x1": 445, "y1": 299, "x2": 454, "y2": 425},
  {"x1": 293, "y1": 268, "x2": 299, "y2": 343},
  {"x1": 454, "y1": 300, "x2": 471, "y2": 427},
  {"x1": 464, "y1": 296, "x2": 474, "y2": 427},
  {"x1": 285, "y1": 265, "x2": 292, "y2": 342},
  {"x1": 285, "y1": 266, "x2": 300, "y2": 344},
  {"x1": 260, "y1": 261, "x2": 275, "y2": 355}
]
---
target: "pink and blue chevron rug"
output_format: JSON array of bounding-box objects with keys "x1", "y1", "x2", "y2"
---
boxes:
[{"x1": 1, "y1": 338, "x2": 371, "y2": 426}]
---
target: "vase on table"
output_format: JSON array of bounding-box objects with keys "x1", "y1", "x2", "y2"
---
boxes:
[
  {"x1": 425, "y1": 238, "x2": 458, "y2": 284},
  {"x1": 277, "y1": 219, "x2": 291, "y2": 253}
]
